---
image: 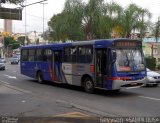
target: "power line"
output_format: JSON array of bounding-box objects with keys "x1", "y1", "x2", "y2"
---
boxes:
[
  {"x1": 22, "y1": 13, "x2": 50, "y2": 20},
  {"x1": 20, "y1": 0, "x2": 48, "y2": 8}
]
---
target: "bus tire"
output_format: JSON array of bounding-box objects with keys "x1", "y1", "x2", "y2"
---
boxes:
[
  {"x1": 84, "y1": 77, "x2": 94, "y2": 93},
  {"x1": 37, "y1": 71, "x2": 44, "y2": 84},
  {"x1": 109, "y1": 89, "x2": 120, "y2": 93}
]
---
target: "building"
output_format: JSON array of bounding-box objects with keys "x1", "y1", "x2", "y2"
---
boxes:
[
  {"x1": 143, "y1": 37, "x2": 160, "y2": 66},
  {"x1": 4, "y1": 20, "x2": 12, "y2": 33},
  {"x1": 27, "y1": 31, "x2": 47, "y2": 45},
  {"x1": 16, "y1": 31, "x2": 47, "y2": 46}
]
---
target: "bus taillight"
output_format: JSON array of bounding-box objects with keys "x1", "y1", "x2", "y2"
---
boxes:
[
  {"x1": 90, "y1": 64, "x2": 94, "y2": 73},
  {"x1": 108, "y1": 77, "x2": 132, "y2": 81}
]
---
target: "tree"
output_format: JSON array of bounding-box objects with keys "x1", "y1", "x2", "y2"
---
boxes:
[
  {"x1": 104, "y1": 2, "x2": 123, "y2": 38},
  {"x1": 82, "y1": 0, "x2": 104, "y2": 39},
  {"x1": 48, "y1": 0, "x2": 85, "y2": 42},
  {"x1": 17, "y1": 36, "x2": 29, "y2": 45},
  {"x1": 119, "y1": 4, "x2": 152, "y2": 38},
  {"x1": 61, "y1": 0, "x2": 85, "y2": 41},
  {"x1": 48, "y1": 13, "x2": 68, "y2": 42},
  {"x1": 155, "y1": 18, "x2": 160, "y2": 42},
  {"x1": 120, "y1": 4, "x2": 141, "y2": 38},
  {"x1": 0, "y1": 0, "x2": 25, "y2": 4},
  {"x1": 138, "y1": 8, "x2": 151, "y2": 39},
  {"x1": 4, "y1": 36, "x2": 20, "y2": 49},
  {"x1": 48, "y1": 1, "x2": 152, "y2": 41}
]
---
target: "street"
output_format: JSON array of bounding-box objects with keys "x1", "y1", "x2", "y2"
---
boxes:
[{"x1": 0, "y1": 63, "x2": 160, "y2": 119}]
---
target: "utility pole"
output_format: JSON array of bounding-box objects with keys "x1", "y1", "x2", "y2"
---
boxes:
[
  {"x1": 0, "y1": 0, "x2": 5, "y2": 58},
  {"x1": 21, "y1": 0, "x2": 48, "y2": 45},
  {"x1": 155, "y1": 17, "x2": 160, "y2": 43},
  {"x1": 40, "y1": 2, "x2": 47, "y2": 43},
  {"x1": 24, "y1": 3, "x2": 27, "y2": 45}
]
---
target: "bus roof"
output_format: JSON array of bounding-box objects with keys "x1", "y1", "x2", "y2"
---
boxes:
[{"x1": 21, "y1": 38, "x2": 141, "y2": 49}]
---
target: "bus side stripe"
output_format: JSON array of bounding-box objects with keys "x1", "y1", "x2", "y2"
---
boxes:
[{"x1": 48, "y1": 65, "x2": 57, "y2": 81}]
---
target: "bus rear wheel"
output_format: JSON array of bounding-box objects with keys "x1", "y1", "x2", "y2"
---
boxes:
[
  {"x1": 37, "y1": 72, "x2": 44, "y2": 84},
  {"x1": 84, "y1": 78, "x2": 94, "y2": 93}
]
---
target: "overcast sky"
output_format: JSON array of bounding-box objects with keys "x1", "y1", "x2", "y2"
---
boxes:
[{"x1": 0, "y1": 0, "x2": 160, "y2": 33}]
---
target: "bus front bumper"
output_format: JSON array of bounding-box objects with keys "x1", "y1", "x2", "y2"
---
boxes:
[{"x1": 112, "y1": 77, "x2": 147, "y2": 90}]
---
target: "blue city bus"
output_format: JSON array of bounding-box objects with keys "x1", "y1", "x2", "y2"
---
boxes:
[{"x1": 20, "y1": 39, "x2": 146, "y2": 93}]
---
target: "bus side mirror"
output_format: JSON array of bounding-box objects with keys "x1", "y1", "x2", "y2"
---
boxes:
[{"x1": 112, "y1": 51, "x2": 117, "y2": 63}]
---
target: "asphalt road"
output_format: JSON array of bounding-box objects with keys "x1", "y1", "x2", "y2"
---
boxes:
[{"x1": 0, "y1": 63, "x2": 160, "y2": 118}]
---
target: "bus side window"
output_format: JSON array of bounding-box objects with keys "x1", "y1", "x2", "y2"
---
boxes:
[
  {"x1": 21, "y1": 49, "x2": 28, "y2": 61},
  {"x1": 85, "y1": 46, "x2": 93, "y2": 63},
  {"x1": 64, "y1": 47, "x2": 72, "y2": 62},
  {"x1": 71, "y1": 47, "x2": 77, "y2": 63},
  {"x1": 36, "y1": 49, "x2": 43, "y2": 61},
  {"x1": 28, "y1": 49, "x2": 35, "y2": 61},
  {"x1": 77, "y1": 46, "x2": 85, "y2": 63},
  {"x1": 44, "y1": 49, "x2": 52, "y2": 62}
]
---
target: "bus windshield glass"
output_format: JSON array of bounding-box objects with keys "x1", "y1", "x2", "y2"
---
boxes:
[{"x1": 115, "y1": 49, "x2": 145, "y2": 72}]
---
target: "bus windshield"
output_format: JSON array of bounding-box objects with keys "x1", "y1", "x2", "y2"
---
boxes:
[{"x1": 115, "y1": 49, "x2": 145, "y2": 72}]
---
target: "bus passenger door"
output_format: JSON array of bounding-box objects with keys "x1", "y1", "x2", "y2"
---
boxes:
[
  {"x1": 52, "y1": 50, "x2": 63, "y2": 82},
  {"x1": 95, "y1": 49, "x2": 108, "y2": 88}
]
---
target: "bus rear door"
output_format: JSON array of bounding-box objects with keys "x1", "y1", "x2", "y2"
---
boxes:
[{"x1": 52, "y1": 50, "x2": 63, "y2": 82}]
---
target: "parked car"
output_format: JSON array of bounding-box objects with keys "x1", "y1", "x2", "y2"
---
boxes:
[
  {"x1": 10, "y1": 56, "x2": 19, "y2": 64},
  {"x1": 16, "y1": 54, "x2": 20, "y2": 62},
  {"x1": 0, "y1": 58, "x2": 6, "y2": 63},
  {"x1": 0, "y1": 59, "x2": 5, "y2": 70},
  {"x1": 145, "y1": 68, "x2": 160, "y2": 86}
]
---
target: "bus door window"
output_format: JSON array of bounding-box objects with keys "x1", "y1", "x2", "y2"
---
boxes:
[
  {"x1": 53, "y1": 51, "x2": 62, "y2": 82},
  {"x1": 95, "y1": 49, "x2": 108, "y2": 87}
]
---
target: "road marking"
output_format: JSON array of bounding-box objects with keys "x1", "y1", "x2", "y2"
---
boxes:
[
  {"x1": 2, "y1": 84, "x2": 31, "y2": 93},
  {"x1": 139, "y1": 96, "x2": 160, "y2": 101},
  {"x1": 126, "y1": 86, "x2": 141, "y2": 89},
  {"x1": 22, "y1": 100, "x2": 26, "y2": 103},
  {"x1": 3, "y1": 74, "x2": 17, "y2": 79},
  {"x1": 0, "y1": 80, "x2": 10, "y2": 85},
  {"x1": 0, "y1": 80, "x2": 30, "y2": 93},
  {"x1": 54, "y1": 112, "x2": 91, "y2": 118}
]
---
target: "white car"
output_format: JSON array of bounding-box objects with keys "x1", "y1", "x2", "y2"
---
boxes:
[
  {"x1": 0, "y1": 59, "x2": 5, "y2": 70},
  {"x1": 10, "y1": 56, "x2": 19, "y2": 64},
  {"x1": 0, "y1": 58, "x2": 6, "y2": 63},
  {"x1": 145, "y1": 68, "x2": 160, "y2": 86}
]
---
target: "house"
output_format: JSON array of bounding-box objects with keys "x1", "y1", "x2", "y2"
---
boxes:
[{"x1": 143, "y1": 37, "x2": 160, "y2": 66}]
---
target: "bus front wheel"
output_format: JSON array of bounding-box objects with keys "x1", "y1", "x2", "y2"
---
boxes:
[
  {"x1": 37, "y1": 72, "x2": 44, "y2": 84},
  {"x1": 84, "y1": 78, "x2": 94, "y2": 93}
]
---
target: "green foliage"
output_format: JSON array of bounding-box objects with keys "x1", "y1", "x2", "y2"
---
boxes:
[
  {"x1": 17, "y1": 36, "x2": 25, "y2": 45},
  {"x1": 48, "y1": 0, "x2": 85, "y2": 42},
  {"x1": 4, "y1": 36, "x2": 20, "y2": 49},
  {"x1": 17, "y1": 36, "x2": 29, "y2": 45},
  {"x1": 157, "y1": 64, "x2": 160, "y2": 70},
  {"x1": 146, "y1": 57, "x2": 156, "y2": 70},
  {"x1": 48, "y1": 0, "x2": 152, "y2": 42},
  {"x1": 5, "y1": 0, "x2": 25, "y2": 4}
]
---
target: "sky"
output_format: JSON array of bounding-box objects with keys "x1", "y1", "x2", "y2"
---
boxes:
[{"x1": 0, "y1": 0, "x2": 160, "y2": 33}]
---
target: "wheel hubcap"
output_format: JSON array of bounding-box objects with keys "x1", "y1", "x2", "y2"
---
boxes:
[{"x1": 86, "y1": 81, "x2": 92, "y2": 89}]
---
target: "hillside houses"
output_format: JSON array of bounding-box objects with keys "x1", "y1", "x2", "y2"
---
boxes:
[{"x1": 143, "y1": 37, "x2": 160, "y2": 66}]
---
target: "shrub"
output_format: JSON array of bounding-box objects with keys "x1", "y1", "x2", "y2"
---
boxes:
[{"x1": 145, "y1": 57, "x2": 156, "y2": 70}]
